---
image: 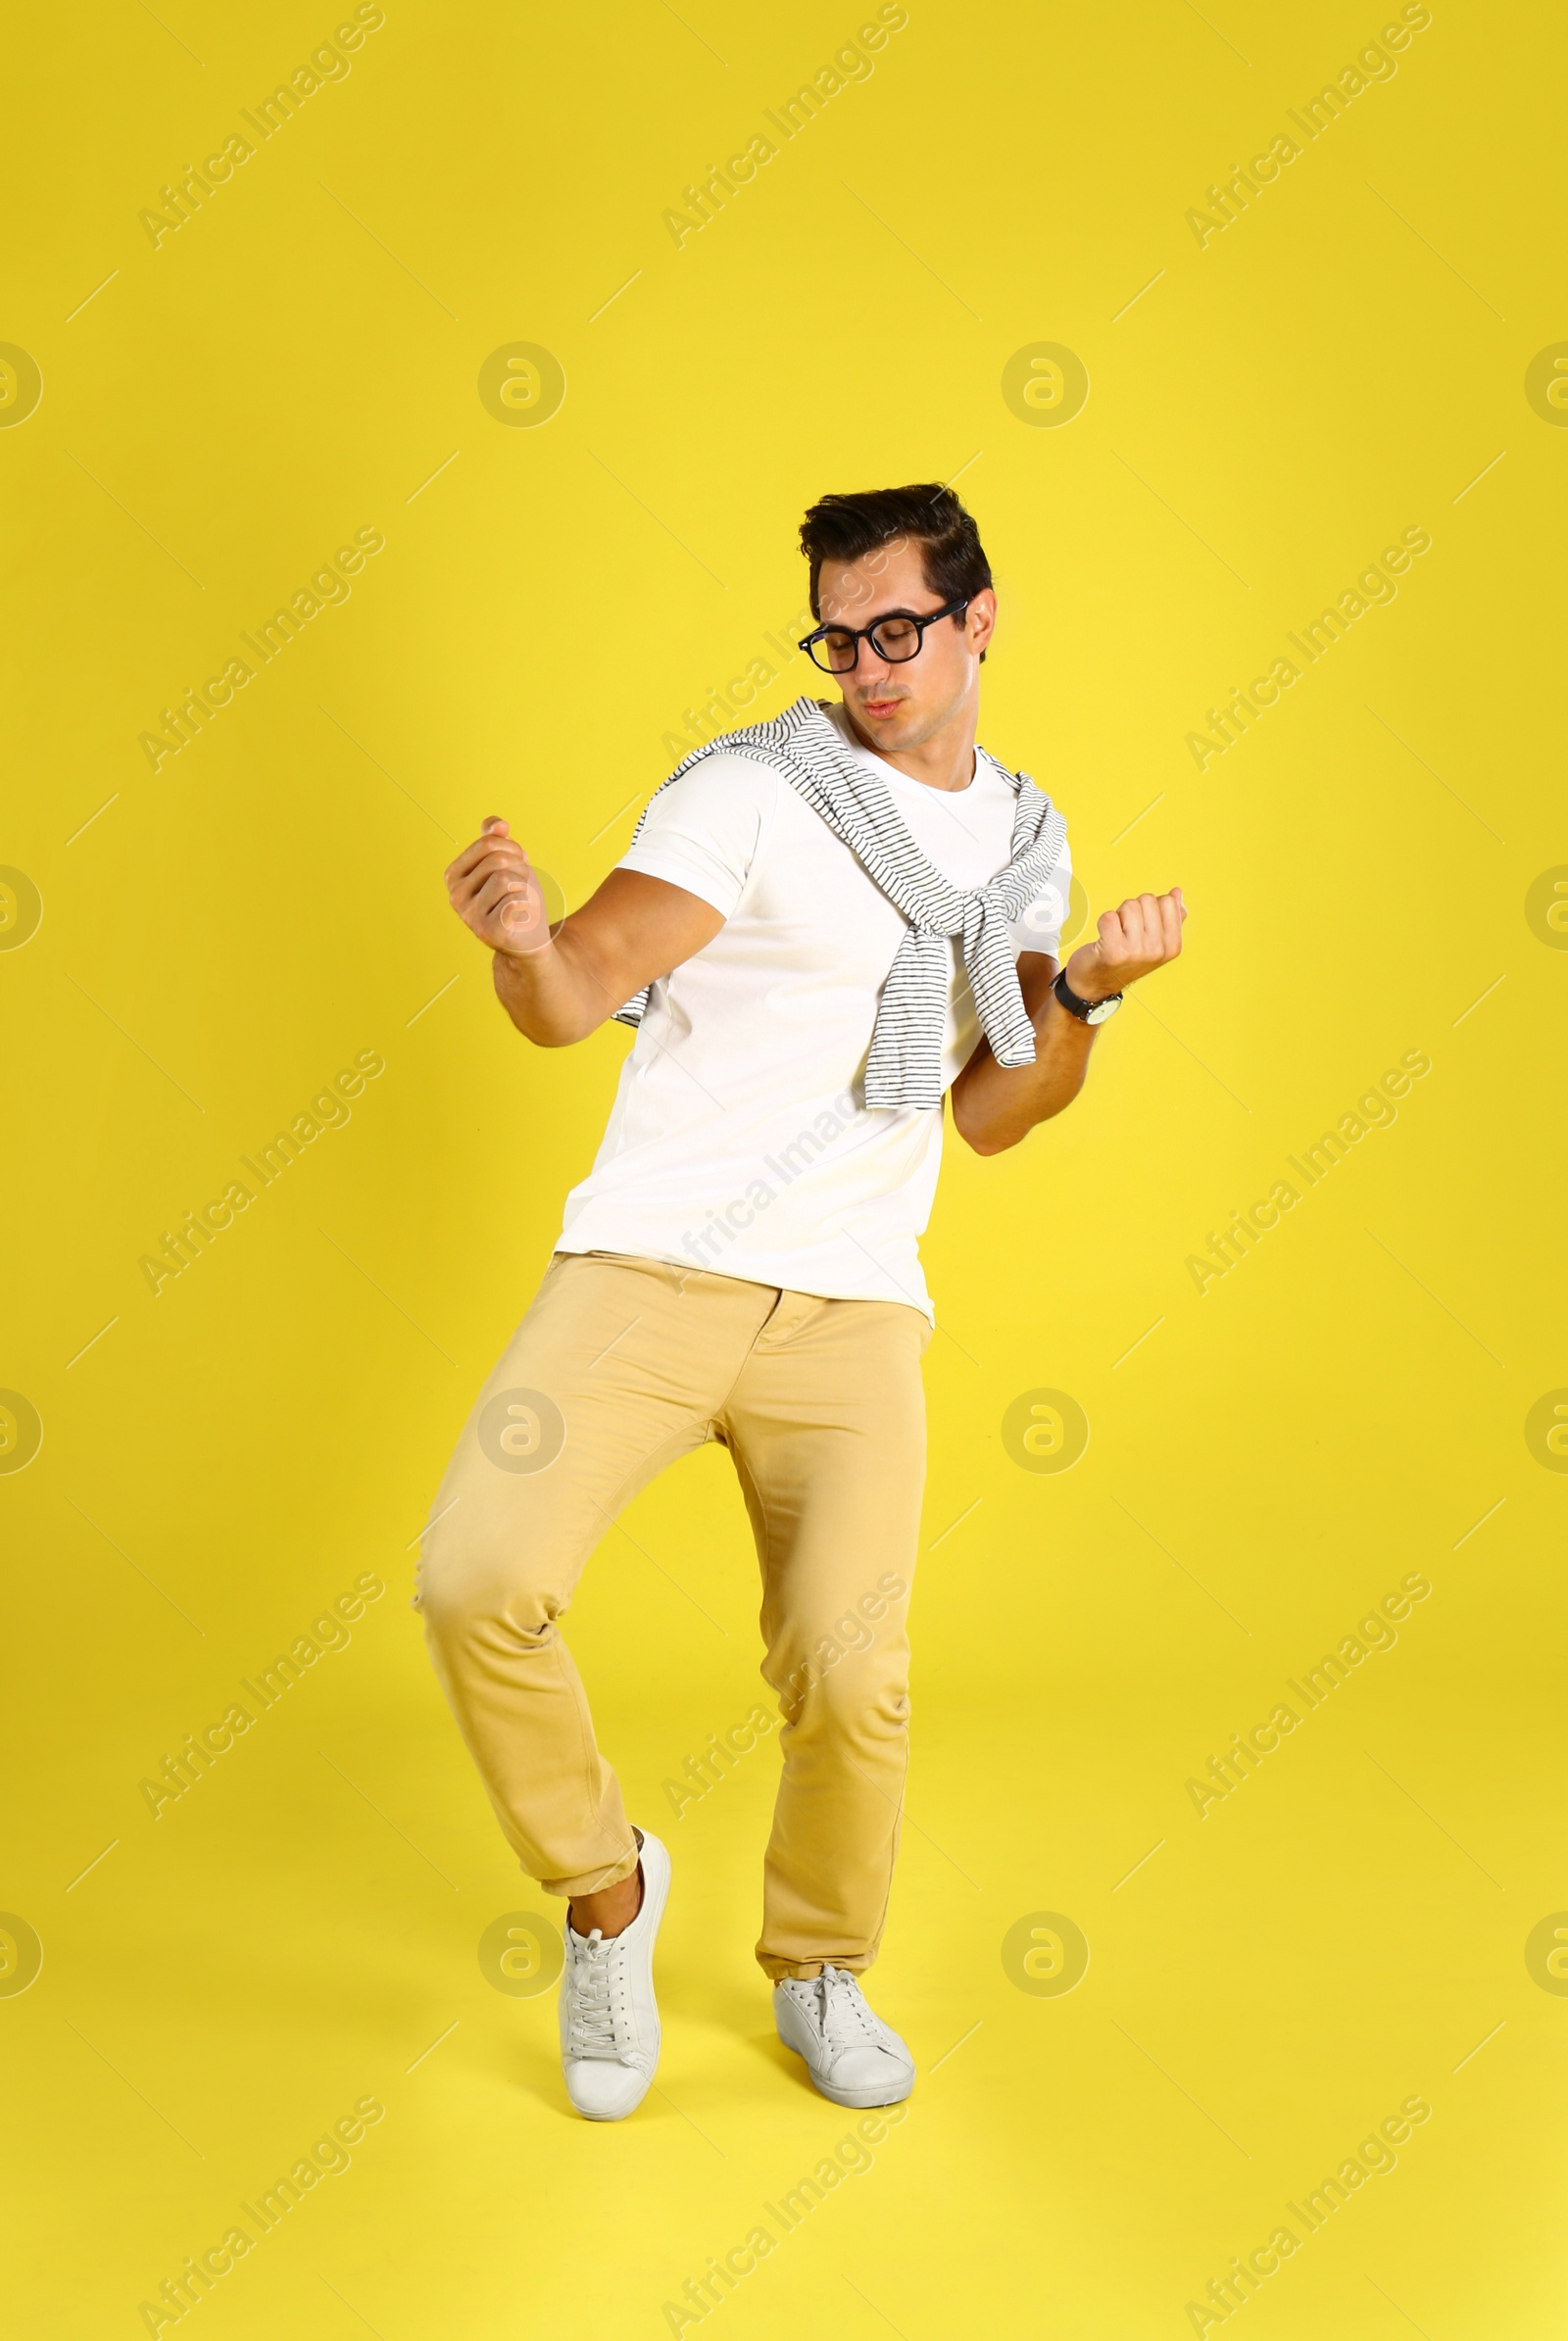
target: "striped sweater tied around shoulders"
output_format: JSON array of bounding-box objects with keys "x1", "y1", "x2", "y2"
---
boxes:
[{"x1": 612, "y1": 695, "x2": 1068, "y2": 1113}]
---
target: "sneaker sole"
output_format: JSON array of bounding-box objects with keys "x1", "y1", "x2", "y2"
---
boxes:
[
  {"x1": 776, "y1": 2032, "x2": 915, "y2": 2110},
  {"x1": 573, "y1": 2070, "x2": 656, "y2": 2122}
]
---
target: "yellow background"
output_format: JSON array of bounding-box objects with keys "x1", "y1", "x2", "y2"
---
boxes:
[{"x1": 4, "y1": 0, "x2": 1565, "y2": 2332}]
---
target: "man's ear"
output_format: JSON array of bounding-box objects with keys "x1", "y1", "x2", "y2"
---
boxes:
[{"x1": 970, "y1": 588, "x2": 997, "y2": 662}]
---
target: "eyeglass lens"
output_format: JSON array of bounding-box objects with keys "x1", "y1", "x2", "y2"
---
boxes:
[{"x1": 813, "y1": 614, "x2": 925, "y2": 671}]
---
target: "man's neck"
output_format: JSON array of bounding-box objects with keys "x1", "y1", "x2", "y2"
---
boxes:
[{"x1": 838, "y1": 697, "x2": 979, "y2": 794}]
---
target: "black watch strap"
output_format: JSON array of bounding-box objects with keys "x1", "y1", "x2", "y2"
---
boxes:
[{"x1": 1053, "y1": 967, "x2": 1123, "y2": 1024}]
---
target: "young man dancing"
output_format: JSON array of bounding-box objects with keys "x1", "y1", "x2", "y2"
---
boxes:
[{"x1": 419, "y1": 485, "x2": 1185, "y2": 2121}]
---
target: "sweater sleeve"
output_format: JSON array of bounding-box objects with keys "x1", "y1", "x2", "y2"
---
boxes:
[{"x1": 1006, "y1": 833, "x2": 1074, "y2": 958}]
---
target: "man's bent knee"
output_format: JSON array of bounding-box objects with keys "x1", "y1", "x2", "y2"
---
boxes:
[
  {"x1": 771, "y1": 1642, "x2": 910, "y2": 1737},
  {"x1": 415, "y1": 1532, "x2": 564, "y2": 1648}
]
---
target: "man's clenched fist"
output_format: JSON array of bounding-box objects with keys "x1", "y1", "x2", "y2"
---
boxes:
[
  {"x1": 1064, "y1": 886, "x2": 1186, "y2": 1002},
  {"x1": 445, "y1": 817, "x2": 551, "y2": 955}
]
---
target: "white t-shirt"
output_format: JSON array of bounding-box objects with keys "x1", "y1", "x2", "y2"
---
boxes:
[{"x1": 554, "y1": 701, "x2": 1073, "y2": 1323}]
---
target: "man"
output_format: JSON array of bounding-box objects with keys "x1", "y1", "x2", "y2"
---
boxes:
[{"x1": 418, "y1": 484, "x2": 1185, "y2": 2122}]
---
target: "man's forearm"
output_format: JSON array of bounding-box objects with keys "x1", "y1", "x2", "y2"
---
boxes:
[
  {"x1": 491, "y1": 929, "x2": 621, "y2": 1047},
  {"x1": 951, "y1": 991, "x2": 1098, "y2": 1155},
  {"x1": 459, "y1": 857, "x2": 725, "y2": 1049},
  {"x1": 953, "y1": 888, "x2": 1187, "y2": 1154}
]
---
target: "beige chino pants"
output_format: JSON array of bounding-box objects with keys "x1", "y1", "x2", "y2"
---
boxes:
[{"x1": 416, "y1": 1250, "x2": 931, "y2": 1978}]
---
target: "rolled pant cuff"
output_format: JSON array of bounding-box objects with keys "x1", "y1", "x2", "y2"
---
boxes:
[
  {"x1": 539, "y1": 1842, "x2": 640, "y2": 1899},
  {"x1": 757, "y1": 1952, "x2": 873, "y2": 1981}
]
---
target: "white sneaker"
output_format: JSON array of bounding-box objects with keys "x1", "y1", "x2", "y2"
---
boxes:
[
  {"x1": 559, "y1": 1829, "x2": 670, "y2": 2121},
  {"x1": 773, "y1": 1965, "x2": 915, "y2": 2109}
]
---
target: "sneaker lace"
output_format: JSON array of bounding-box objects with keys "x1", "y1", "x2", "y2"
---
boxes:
[
  {"x1": 565, "y1": 1929, "x2": 637, "y2": 2063},
  {"x1": 817, "y1": 1965, "x2": 883, "y2": 2050}
]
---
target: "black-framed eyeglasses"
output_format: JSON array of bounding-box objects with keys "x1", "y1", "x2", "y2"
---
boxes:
[{"x1": 798, "y1": 592, "x2": 971, "y2": 674}]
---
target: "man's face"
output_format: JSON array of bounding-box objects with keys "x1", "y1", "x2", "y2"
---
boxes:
[{"x1": 814, "y1": 538, "x2": 996, "y2": 753}]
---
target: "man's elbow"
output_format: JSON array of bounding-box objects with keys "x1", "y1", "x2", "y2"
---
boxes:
[
  {"x1": 952, "y1": 1101, "x2": 1021, "y2": 1157},
  {"x1": 954, "y1": 1086, "x2": 1081, "y2": 1155},
  {"x1": 493, "y1": 985, "x2": 599, "y2": 1049},
  {"x1": 509, "y1": 1007, "x2": 606, "y2": 1049}
]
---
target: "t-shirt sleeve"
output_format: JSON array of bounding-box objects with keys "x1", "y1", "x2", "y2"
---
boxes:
[
  {"x1": 615, "y1": 754, "x2": 776, "y2": 920},
  {"x1": 1006, "y1": 832, "x2": 1074, "y2": 958}
]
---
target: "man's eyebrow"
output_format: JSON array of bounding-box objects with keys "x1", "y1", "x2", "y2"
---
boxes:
[{"x1": 819, "y1": 602, "x2": 928, "y2": 627}]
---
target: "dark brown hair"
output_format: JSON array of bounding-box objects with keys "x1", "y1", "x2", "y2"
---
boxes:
[{"x1": 799, "y1": 483, "x2": 993, "y2": 624}]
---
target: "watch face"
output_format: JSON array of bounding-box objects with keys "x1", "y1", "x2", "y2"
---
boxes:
[{"x1": 1084, "y1": 994, "x2": 1122, "y2": 1024}]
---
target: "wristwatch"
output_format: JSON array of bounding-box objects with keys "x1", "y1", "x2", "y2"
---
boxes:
[{"x1": 1053, "y1": 967, "x2": 1123, "y2": 1025}]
